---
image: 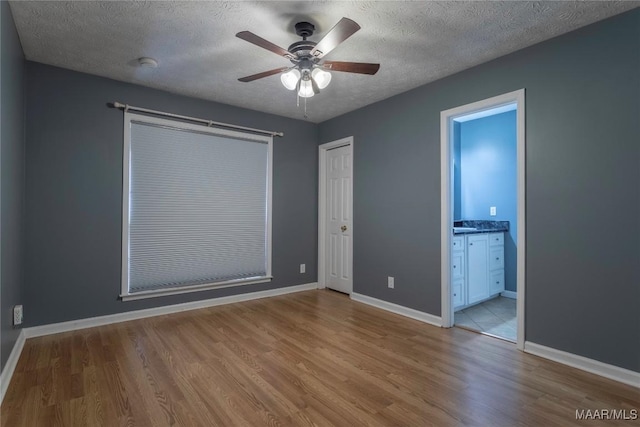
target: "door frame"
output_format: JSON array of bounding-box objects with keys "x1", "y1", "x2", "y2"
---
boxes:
[
  {"x1": 440, "y1": 89, "x2": 526, "y2": 350},
  {"x1": 318, "y1": 136, "x2": 354, "y2": 293}
]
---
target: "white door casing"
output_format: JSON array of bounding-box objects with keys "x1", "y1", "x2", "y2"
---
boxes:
[
  {"x1": 440, "y1": 89, "x2": 526, "y2": 351},
  {"x1": 318, "y1": 137, "x2": 353, "y2": 294}
]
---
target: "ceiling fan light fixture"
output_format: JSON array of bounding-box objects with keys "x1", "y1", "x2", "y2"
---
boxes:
[
  {"x1": 298, "y1": 79, "x2": 315, "y2": 98},
  {"x1": 312, "y1": 68, "x2": 331, "y2": 89},
  {"x1": 281, "y1": 69, "x2": 300, "y2": 90},
  {"x1": 237, "y1": 17, "x2": 379, "y2": 107}
]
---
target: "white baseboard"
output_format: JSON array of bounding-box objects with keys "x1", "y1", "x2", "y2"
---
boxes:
[
  {"x1": 24, "y1": 282, "x2": 318, "y2": 339},
  {"x1": 0, "y1": 329, "x2": 26, "y2": 404},
  {"x1": 351, "y1": 292, "x2": 442, "y2": 327},
  {"x1": 524, "y1": 341, "x2": 640, "y2": 389},
  {"x1": 501, "y1": 290, "x2": 517, "y2": 299}
]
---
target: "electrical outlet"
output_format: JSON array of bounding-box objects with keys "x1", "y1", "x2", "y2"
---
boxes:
[
  {"x1": 13, "y1": 305, "x2": 23, "y2": 326},
  {"x1": 388, "y1": 276, "x2": 395, "y2": 289},
  {"x1": 300, "y1": 263, "x2": 306, "y2": 274},
  {"x1": 490, "y1": 206, "x2": 497, "y2": 216}
]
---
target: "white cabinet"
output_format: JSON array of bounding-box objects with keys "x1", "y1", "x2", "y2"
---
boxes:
[
  {"x1": 452, "y1": 279, "x2": 465, "y2": 307},
  {"x1": 489, "y1": 232, "x2": 504, "y2": 246},
  {"x1": 452, "y1": 235, "x2": 465, "y2": 252},
  {"x1": 451, "y1": 235, "x2": 466, "y2": 310},
  {"x1": 467, "y1": 234, "x2": 489, "y2": 304},
  {"x1": 489, "y1": 247, "x2": 504, "y2": 270},
  {"x1": 488, "y1": 232, "x2": 505, "y2": 296},
  {"x1": 451, "y1": 251, "x2": 465, "y2": 281},
  {"x1": 490, "y1": 270, "x2": 504, "y2": 295},
  {"x1": 452, "y1": 231, "x2": 505, "y2": 310}
]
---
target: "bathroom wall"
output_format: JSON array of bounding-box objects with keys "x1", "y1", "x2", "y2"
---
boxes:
[
  {"x1": 453, "y1": 122, "x2": 462, "y2": 220},
  {"x1": 458, "y1": 110, "x2": 517, "y2": 291}
]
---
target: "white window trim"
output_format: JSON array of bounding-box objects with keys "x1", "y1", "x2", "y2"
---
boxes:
[{"x1": 121, "y1": 112, "x2": 273, "y2": 301}]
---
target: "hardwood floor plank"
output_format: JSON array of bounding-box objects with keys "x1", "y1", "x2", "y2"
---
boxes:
[
  {"x1": 186, "y1": 365, "x2": 255, "y2": 426},
  {"x1": 2, "y1": 289, "x2": 638, "y2": 426},
  {"x1": 68, "y1": 397, "x2": 88, "y2": 426}
]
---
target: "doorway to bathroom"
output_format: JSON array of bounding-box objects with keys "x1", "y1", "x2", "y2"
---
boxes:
[{"x1": 440, "y1": 90, "x2": 526, "y2": 350}]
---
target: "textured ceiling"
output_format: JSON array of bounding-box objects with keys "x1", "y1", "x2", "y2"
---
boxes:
[{"x1": 9, "y1": 1, "x2": 639, "y2": 123}]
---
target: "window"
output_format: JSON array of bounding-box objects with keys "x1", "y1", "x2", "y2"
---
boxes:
[{"x1": 121, "y1": 112, "x2": 272, "y2": 300}]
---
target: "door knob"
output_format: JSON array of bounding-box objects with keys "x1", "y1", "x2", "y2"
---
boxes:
[{"x1": 341, "y1": 225, "x2": 347, "y2": 232}]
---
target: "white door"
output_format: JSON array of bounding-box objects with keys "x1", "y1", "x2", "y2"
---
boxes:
[{"x1": 325, "y1": 145, "x2": 352, "y2": 294}]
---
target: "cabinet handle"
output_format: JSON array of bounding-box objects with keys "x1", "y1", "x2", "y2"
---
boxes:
[
  {"x1": 453, "y1": 265, "x2": 456, "y2": 268},
  {"x1": 469, "y1": 243, "x2": 473, "y2": 246},
  {"x1": 496, "y1": 257, "x2": 500, "y2": 260}
]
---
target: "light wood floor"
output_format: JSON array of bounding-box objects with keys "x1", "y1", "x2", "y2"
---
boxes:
[{"x1": 1, "y1": 289, "x2": 638, "y2": 426}]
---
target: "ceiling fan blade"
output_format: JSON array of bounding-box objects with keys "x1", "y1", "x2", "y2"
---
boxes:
[
  {"x1": 236, "y1": 31, "x2": 294, "y2": 59},
  {"x1": 238, "y1": 67, "x2": 290, "y2": 82},
  {"x1": 322, "y1": 61, "x2": 380, "y2": 75},
  {"x1": 310, "y1": 17, "x2": 360, "y2": 58}
]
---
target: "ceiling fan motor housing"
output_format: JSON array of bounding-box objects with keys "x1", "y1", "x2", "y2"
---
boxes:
[
  {"x1": 294, "y1": 21, "x2": 315, "y2": 39},
  {"x1": 288, "y1": 41, "x2": 317, "y2": 62},
  {"x1": 289, "y1": 22, "x2": 318, "y2": 61}
]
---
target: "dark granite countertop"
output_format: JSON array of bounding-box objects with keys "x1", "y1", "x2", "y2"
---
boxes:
[{"x1": 453, "y1": 220, "x2": 509, "y2": 235}]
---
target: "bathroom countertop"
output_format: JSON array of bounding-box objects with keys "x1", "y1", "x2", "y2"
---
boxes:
[
  {"x1": 453, "y1": 220, "x2": 509, "y2": 235},
  {"x1": 453, "y1": 228, "x2": 507, "y2": 235}
]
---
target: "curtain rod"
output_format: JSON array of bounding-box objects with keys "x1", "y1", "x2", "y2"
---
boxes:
[{"x1": 109, "y1": 102, "x2": 284, "y2": 138}]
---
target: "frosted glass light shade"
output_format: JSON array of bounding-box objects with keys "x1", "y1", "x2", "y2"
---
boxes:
[
  {"x1": 298, "y1": 79, "x2": 314, "y2": 98},
  {"x1": 312, "y1": 68, "x2": 332, "y2": 89},
  {"x1": 280, "y1": 69, "x2": 300, "y2": 90}
]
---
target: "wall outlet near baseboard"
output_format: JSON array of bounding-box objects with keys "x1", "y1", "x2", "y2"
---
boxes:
[
  {"x1": 300, "y1": 264, "x2": 306, "y2": 274},
  {"x1": 13, "y1": 305, "x2": 23, "y2": 326},
  {"x1": 388, "y1": 276, "x2": 395, "y2": 289}
]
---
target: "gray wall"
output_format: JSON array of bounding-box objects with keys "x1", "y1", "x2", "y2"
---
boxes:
[
  {"x1": 24, "y1": 62, "x2": 318, "y2": 326},
  {"x1": 319, "y1": 10, "x2": 640, "y2": 372},
  {"x1": 1, "y1": 1, "x2": 25, "y2": 371}
]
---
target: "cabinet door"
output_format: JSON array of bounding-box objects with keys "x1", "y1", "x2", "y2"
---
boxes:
[
  {"x1": 467, "y1": 234, "x2": 489, "y2": 304},
  {"x1": 489, "y1": 232, "x2": 504, "y2": 246},
  {"x1": 451, "y1": 251, "x2": 465, "y2": 280},
  {"x1": 453, "y1": 279, "x2": 465, "y2": 309},
  {"x1": 452, "y1": 236, "x2": 465, "y2": 252},
  {"x1": 490, "y1": 269, "x2": 505, "y2": 295},
  {"x1": 489, "y1": 247, "x2": 504, "y2": 270}
]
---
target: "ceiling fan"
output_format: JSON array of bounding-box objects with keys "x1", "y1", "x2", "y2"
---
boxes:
[{"x1": 236, "y1": 18, "x2": 380, "y2": 98}]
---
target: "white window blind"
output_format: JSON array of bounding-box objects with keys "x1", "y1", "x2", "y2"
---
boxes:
[{"x1": 122, "y1": 113, "x2": 272, "y2": 299}]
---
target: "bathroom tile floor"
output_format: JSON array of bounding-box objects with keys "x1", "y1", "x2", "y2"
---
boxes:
[{"x1": 455, "y1": 296, "x2": 517, "y2": 342}]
